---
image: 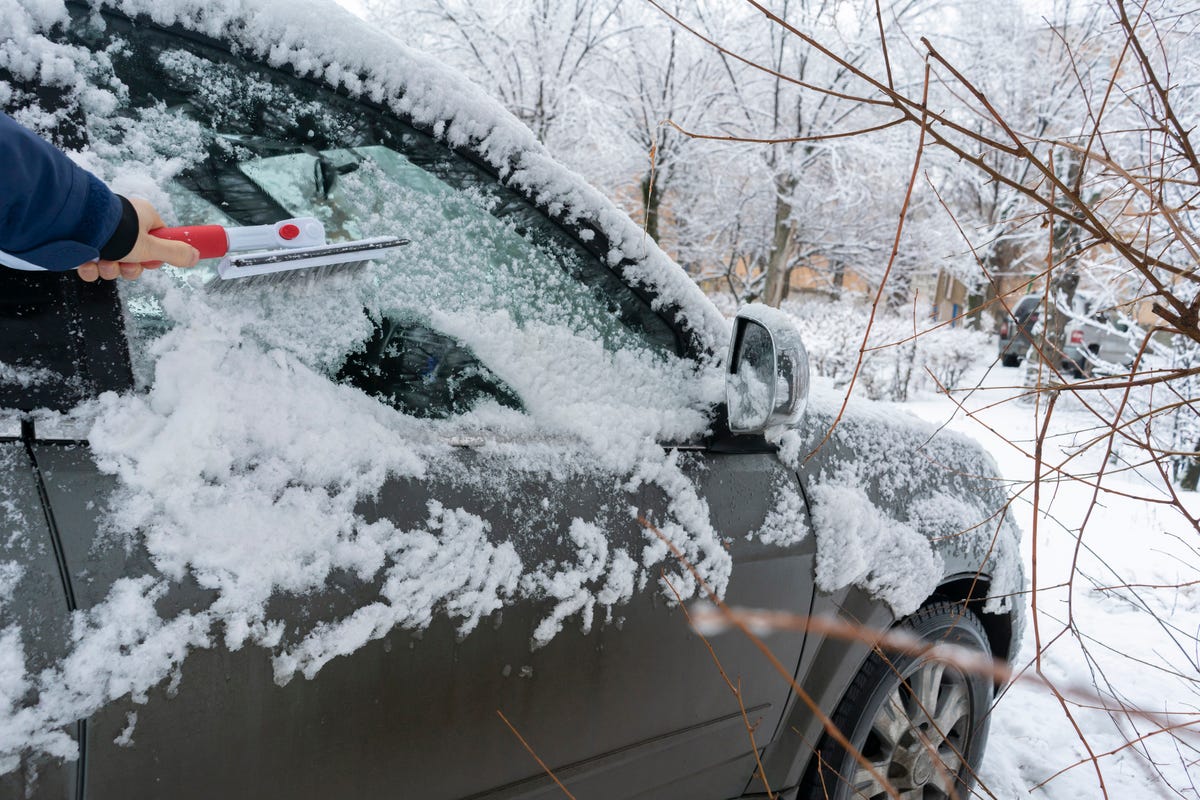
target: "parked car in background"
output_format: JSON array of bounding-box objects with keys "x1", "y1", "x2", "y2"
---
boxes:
[
  {"x1": 999, "y1": 293, "x2": 1136, "y2": 376},
  {"x1": 1063, "y1": 306, "x2": 1138, "y2": 377},
  {"x1": 997, "y1": 294, "x2": 1044, "y2": 367},
  {"x1": 1, "y1": 2, "x2": 1024, "y2": 799}
]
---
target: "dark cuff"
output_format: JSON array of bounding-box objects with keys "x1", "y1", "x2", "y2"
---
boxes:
[{"x1": 99, "y1": 195, "x2": 139, "y2": 261}]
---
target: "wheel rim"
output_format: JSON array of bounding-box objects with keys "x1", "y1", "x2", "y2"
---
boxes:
[{"x1": 847, "y1": 660, "x2": 974, "y2": 799}]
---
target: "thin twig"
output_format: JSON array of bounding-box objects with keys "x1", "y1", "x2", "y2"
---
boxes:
[{"x1": 496, "y1": 710, "x2": 577, "y2": 800}]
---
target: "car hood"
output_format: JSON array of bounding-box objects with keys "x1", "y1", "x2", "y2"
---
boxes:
[{"x1": 774, "y1": 380, "x2": 1025, "y2": 627}]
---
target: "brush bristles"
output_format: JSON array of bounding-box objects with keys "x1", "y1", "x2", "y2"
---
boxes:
[
  {"x1": 206, "y1": 259, "x2": 372, "y2": 291},
  {"x1": 207, "y1": 235, "x2": 409, "y2": 289}
]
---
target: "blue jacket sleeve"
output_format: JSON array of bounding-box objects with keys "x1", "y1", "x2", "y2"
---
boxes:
[{"x1": 0, "y1": 111, "x2": 126, "y2": 272}]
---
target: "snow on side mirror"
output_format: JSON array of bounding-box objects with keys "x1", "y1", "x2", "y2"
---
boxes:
[{"x1": 726, "y1": 304, "x2": 810, "y2": 434}]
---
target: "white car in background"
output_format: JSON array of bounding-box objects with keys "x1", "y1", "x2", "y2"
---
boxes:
[
  {"x1": 1063, "y1": 305, "x2": 1139, "y2": 376},
  {"x1": 1001, "y1": 293, "x2": 1138, "y2": 376}
]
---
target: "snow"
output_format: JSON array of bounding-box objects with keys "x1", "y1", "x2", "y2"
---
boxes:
[
  {"x1": 40, "y1": 0, "x2": 727, "y2": 352},
  {"x1": 808, "y1": 483, "x2": 944, "y2": 616},
  {"x1": 112, "y1": 712, "x2": 137, "y2": 747},
  {"x1": 0, "y1": 362, "x2": 61, "y2": 389},
  {"x1": 274, "y1": 502, "x2": 522, "y2": 682},
  {"x1": 0, "y1": 630, "x2": 30, "y2": 774},
  {"x1": 0, "y1": 577, "x2": 211, "y2": 773},
  {"x1": 522, "y1": 518, "x2": 634, "y2": 647},
  {"x1": 751, "y1": 483, "x2": 810, "y2": 547},
  {"x1": 0, "y1": 0, "x2": 737, "y2": 768},
  {"x1": 771, "y1": 379, "x2": 1024, "y2": 619},
  {"x1": 0, "y1": 270, "x2": 1017, "y2": 775},
  {"x1": 0, "y1": 563, "x2": 22, "y2": 611},
  {"x1": 902, "y1": 358, "x2": 1200, "y2": 799},
  {"x1": 0, "y1": 173, "x2": 734, "y2": 777}
]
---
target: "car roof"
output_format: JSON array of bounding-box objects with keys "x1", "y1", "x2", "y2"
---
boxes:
[{"x1": 10, "y1": 0, "x2": 731, "y2": 359}]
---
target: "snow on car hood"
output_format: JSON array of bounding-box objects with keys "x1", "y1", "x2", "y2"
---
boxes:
[{"x1": 778, "y1": 380, "x2": 1024, "y2": 620}]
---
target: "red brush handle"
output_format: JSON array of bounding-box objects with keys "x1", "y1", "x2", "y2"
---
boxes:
[{"x1": 150, "y1": 226, "x2": 230, "y2": 259}]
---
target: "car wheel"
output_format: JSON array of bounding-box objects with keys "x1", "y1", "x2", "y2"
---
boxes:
[
  {"x1": 799, "y1": 601, "x2": 993, "y2": 799},
  {"x1": 1067, "y1": 355, "x2": 1093, "y2": 379},
  {"x1": 1000, "y1": 353, "x2": 1020, "y2": 368}
]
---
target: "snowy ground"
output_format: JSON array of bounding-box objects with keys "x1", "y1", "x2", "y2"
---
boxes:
[{"x1": 901, "y1": 356, "x2": 1200, "y2": 799}]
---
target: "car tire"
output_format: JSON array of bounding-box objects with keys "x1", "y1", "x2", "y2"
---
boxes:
[
  {"x1": 798, "y1": 601, "x2": 994, "y2": 800},
  {"x1": 1000, "y1": 353, "x2": 1020, "y2": 368}
]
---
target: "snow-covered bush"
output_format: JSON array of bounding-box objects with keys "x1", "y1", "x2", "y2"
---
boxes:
[
  {"x1": 920, "y1": 326, "x2": 992, "y2": 390},
  {"x1": 778, "y1": 298, "x2": 868, "y2": 387},
  {"x1": 779, "y1": 297, "x2": 990, "y2": 401}
]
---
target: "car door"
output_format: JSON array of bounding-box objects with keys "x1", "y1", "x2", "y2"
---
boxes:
[
  {"x1": 0, "y1": 271, "x2": 143, "y2": 800},
  {"x1": 12, "y1": 15, "x2": 818, "y2": 800},
  {"x1": 1097, "y1": 314, "x2": 1133, "y2": 365},
  {"x1": 35, "y1": 429, "x2": 813, "y2": 800},
  {"x1": 0, "y1": 427, "x2": 77, "y2": 800}
]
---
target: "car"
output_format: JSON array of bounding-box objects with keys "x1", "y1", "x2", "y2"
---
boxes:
[
  {"x1": 999, "y1": 293, "x2": 1137, "y2": 376},
  {"x1": 997, "y1": 295, "x2": 1043, "y2": 368},
  {"x1": 1062, "y1": 307, "x2": 1138, "y2": 377},
  {"x1": 0, "y1": 2, "x2": 1025, "y2": 799}
]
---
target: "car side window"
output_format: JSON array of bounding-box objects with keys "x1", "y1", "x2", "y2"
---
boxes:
[{"x1": 84, "y1": 20, "x2": 683, "y2": 419}]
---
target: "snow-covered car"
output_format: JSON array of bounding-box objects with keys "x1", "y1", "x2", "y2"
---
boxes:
[
  {"x1": 0, "y1": 2, "x2": 1024, "y2": 799},
  {"x1": 1000, "y1": 293, "x2": 1136, "y2": 376}
]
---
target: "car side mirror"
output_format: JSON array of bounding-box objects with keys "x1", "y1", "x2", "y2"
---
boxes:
[{"x1": 726, "y1": 304, "x2": 810, "y2": 434}]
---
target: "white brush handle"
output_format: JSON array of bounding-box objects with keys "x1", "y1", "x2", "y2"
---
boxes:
[
  {"x1": 225, "y1": 218, "x2": 326, "y2": 251},
  {"x1": 150, "y1": 217, "x2": 327, "y2": 258}
]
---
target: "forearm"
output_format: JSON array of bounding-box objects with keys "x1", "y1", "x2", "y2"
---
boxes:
[{"x1": 0, "y1": 111, "x2": 138, "y2": 271}]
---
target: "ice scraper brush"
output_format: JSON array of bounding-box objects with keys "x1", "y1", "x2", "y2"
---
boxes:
[{"x1": 150, "y1": 217, "x2": 408, "y2": 283}]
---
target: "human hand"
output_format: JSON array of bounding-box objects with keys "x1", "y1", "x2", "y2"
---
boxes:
[{"x1": 77, "y1": 197, "x2": 200, "y2": 282}]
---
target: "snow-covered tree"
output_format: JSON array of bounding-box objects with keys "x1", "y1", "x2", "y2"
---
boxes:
[
  {"x1": 666, "y1": 0, "x2": 935, "y2": 306},
  {"x1": 364, "y1": 0, "x2": 626, "y2": 148},
  {"x1": 587, "y1": 2, "x2": 729, "y2": 244}
]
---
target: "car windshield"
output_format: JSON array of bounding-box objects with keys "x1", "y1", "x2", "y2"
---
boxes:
[
  {"x1": 83, "y1": 23, "x2": 690, "y2": 420},
  {"x1": 1012, "y1": 296, "x2": 1041, "y2": 319}
]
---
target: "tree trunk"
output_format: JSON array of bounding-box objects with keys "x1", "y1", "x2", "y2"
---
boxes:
[
  {"x1": 1046, "y1": 266, "x2": 1079, "y2": 366},
  {"x1": 1043, "y1": 154, "x2": 1084, "y2": 372},
  {"x1": 831, "y1": 261, "x2": 845, "y2": 300},
  {"x1": 1180, "y1": 444, "x2": 1200, "y2": 491},
  {"x1": 640, "y1": 172, "x2": 663, "y2": 243},
  {"x1": 886, "y1": 271, "x2": 911, "y2": 311},
  {"x1": 763, "y1": 176, "x2": 796, "y2": 308},
  {"x1": 966, "y1": 277, "x2": 993, "y2": 330}
]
